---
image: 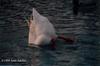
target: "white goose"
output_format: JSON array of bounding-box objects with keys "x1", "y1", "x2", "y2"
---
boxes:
[{"x1": 28, "y1": 8, "x2": 74, "y2": 48}]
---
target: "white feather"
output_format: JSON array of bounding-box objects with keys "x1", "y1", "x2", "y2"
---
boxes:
[{"x1": 28, "y1": 8, "x2": 57, "y2": 46}]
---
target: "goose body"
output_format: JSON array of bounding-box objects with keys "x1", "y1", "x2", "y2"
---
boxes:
[{"x1": 28, "y1": 8, "x2": 57, "y2": 46}]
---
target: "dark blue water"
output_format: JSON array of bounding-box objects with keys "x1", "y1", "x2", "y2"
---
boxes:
[
  {"x1": 0, "y1": 0, "x2": 99, "y2": 66},
  {"x1": 0, "y1": 12, "x2": 98, "y2": 66}
]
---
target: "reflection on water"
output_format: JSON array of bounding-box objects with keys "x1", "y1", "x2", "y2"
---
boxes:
[
  {"x1": 30, "y1": 47, "x2": 56, "y2": 66},
  {"x1": 0, "y1": 14, "x2": 98, "y2": 66},
  {"x1": 0, "y1": 0, "x2": 99, "y2": 66},
  {"x1": 29, "y1": 14, "x2": 98, "y2": 66}
]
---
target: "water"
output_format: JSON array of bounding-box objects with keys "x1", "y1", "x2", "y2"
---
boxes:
[{"x1": 0, "y1": 0, "x2": 99, "y2": 66}]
